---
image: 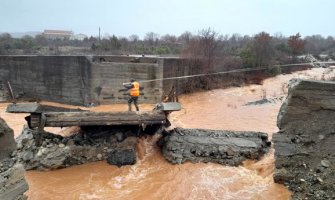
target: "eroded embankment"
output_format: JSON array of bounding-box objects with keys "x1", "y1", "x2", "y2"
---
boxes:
[
  {"x1": 159, "y1": 127, "x2": 271, "y2": 166},
  {"x1": 0, "y1": 117, "x2": 28, "y2": 200},
  {"x1": 274, "y1": 79, "x2": 335, "y2": 199}
]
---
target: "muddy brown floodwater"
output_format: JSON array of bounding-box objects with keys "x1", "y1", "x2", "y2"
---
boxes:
[{"x1": 1, "y1": 68, "x2": 334, "y2": 200}]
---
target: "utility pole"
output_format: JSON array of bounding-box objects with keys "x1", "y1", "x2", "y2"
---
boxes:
[{"x1": 99, "y1": 27, "x2": 101, "y2": 42}]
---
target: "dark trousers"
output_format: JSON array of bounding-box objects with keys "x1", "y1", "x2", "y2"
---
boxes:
[{"x1": 128, "y1": 96, "x2": 139, "y2": 111}]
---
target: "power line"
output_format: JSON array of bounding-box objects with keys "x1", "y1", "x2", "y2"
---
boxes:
[{"x1": 139, "y1": 61, "x2": 335, "y2": 83}]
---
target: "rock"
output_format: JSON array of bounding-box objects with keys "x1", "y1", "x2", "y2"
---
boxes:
[
  {"x1": 22, "y1": 151, "x2": 34, "y2": 161},
  {"x1": 58, "y1": 143, "x2": 65, "y2": 148},
  {"x1": 67, "y1": 140, "x2": 75, "y2": 146},
  {"x1": 273, "y1": 168, "x2": 294, "y2": 184},
  {"x1": 115, "y1": 132, "x2": 124, "y2": 142},
  {"x1": 46, "y1": 144, "x2": 53, "y2": 148},
  {"x1": 97, "y1": 154, "x2": 102, "y2": 160},
  {"x1": 318, "y1": 135, "x2": 325, "y2": 140},
  {"x1": 244, "y1": 98, "x2": 276, "y2": 106},
  {"x1": 159, "y1": 128, "x2": 271, "y2": 166},
  {"x1": 107, "y1": 149, "x2": 136, "y2": 167},
  {"x1": 53, "y1": 138, "x2": 60, "y2": 143},
  {"x1": 317, "y1": 177, "x2": 323, "y2": 183},
  {"x1": 41, "y1": 141, "x2": 47, "y2": 147},
  {"x1": 320, "y1": 160, "x2": 330, "y2": 168},
  {"x1": 273, "y1": 79, "x2": 335, "y2": 199},
  {"x1": 0, "y1": 118, "x2": 17, "y2": 160}
]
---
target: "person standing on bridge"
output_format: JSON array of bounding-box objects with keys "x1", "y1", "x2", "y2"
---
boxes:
[{"x1": 120, "y1": 79, "x2": 143, "y2": 111}]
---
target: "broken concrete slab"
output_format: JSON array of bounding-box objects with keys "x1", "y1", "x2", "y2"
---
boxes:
[
  {"x1": 158, "y1": 127, "x2": 271, "y2": 166},
  {"x1": 154, "y1": 102, "x2": 181, "y2": 111},
  {"x1": 274, "y1": 79, "x2": 335, "y2": 200}
]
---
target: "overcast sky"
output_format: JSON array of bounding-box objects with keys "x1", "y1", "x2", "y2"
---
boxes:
[{"x1": 0, "y1": 0, "x2": 334, "y2": 38}]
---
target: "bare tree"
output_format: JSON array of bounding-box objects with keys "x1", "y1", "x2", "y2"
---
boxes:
[
  {"x1": 144, "y1": 32, "x2": 159, "y2": 46},
  {"x1": 160, "y1": 34, "x2": 177, "y2": 44},
  {"x1": 240, "y1": 32, "x2": 274, "y2": 68},
  {"x1": 253, "y1": 32, "x2": 274, "y2": 67},
  {"x1": 288, "y1": 33, "x2": 305, "y2": 58},
  {"x1": 181, "y1": 28, "x2": 221, "y2": 72},
  {"x1": 178, "y1": 31, "x2": 193, "y2": 44},
  {"x1": 129, "y1": 34, "x2": 139, "y2": 42}
]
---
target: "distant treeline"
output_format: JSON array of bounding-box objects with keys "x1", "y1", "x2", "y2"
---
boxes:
[{"x1": 1, "y1": 29, "x2": 335, "y2": 70}]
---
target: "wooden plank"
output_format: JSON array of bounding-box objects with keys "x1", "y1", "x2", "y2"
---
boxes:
[{"x1": 29, "y1": 111, "x2": 166, "y2": 128}]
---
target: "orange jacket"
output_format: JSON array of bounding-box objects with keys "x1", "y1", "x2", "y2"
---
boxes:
[{"x1": 130, "y1": 82, "x2": 140, "y2": 97}]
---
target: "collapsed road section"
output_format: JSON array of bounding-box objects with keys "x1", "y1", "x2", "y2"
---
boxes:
[
  {"x1": 7, "y1": 102, "x2": 180, "y2": 170},
  {"x1": 159, "y1": 127, "x2": 271, "y2": 166},
  {"x1": 273, "y1": 79, "x2": 335, "y2": 200},
  {"x1": 6, "y1": 101, "x2": 274, "y2": 171}
]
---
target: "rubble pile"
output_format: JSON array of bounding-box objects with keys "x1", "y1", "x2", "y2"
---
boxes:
[{"x1": 16, "y1": 126, "x2": 139, "y2": 170}]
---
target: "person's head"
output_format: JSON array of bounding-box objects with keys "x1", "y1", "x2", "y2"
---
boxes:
[{"x1": 130, "y1": 78, "x2": 135, "y2": 82}]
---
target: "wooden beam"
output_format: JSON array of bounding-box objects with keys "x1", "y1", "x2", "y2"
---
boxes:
[{"x1": 29, "y1": 111, "x2": 166, "y2": 128}]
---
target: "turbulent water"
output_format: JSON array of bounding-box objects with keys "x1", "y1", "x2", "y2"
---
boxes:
[{"x1": 1, "y1": 68, "x2": 334, "y2": 200}]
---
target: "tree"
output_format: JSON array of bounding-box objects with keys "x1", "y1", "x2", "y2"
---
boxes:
[
  {"x1": 0, "y1": 33, "x2": 13, "y2": 54},
  {"x1": 178, "y1": 31, "x2": 192, "y2": 44},
  {"x1": 288, "y1": 33, "x2": 305, "y2": 58},
  {"x1": 144, "y1": 32, "x2": 159, "y2": 46},
  {"x1": 110, "y1": 35, "x2": 121, "y2": 51},
  {"x1": 160, "y1": 34, "x2": 177, "y2": 44},
  {"x1": 181, "y1": 28, "x2": 221, "y2": 72},
  {"x1": 34, "y1": 34, "x2": 48, "y2": 46},
  {"x1": 13, "y1": 35, "x2": 35, "y2": 52},
  {"x1": 240, "y1": 32, "x2": 274, "y2": 68},
  {"x1": 129, "y1": 34, "x2": 139, "y2": 42}
]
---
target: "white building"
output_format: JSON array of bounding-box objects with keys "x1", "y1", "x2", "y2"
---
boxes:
[
  {"x1": 70, "y1": 33, "x2": 88, "y2": 41},
  {"x1": 42, "y1": 30, "x2": 73, "y2": 40}
]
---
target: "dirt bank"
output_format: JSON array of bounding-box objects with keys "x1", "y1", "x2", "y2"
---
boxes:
[{"x1": 274, "y1": 79, "x2": 335, "y2": 199}]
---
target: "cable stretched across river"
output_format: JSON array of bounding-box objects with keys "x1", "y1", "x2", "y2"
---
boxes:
[{"x1": 138, "y1": 61, "x2": 335, "y2": 83}]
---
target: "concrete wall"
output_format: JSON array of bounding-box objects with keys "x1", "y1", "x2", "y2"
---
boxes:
[
  {"x1": 0, "y1": 56, "x2": 165, "y2": 105},
  {"x1": 0, "y1": 55, "x2": 311, "y2": 106},
  {"x1": 0, "y1": 56, "x2": 91, "y2": 105},
  {"x1": 90, "y1": 61, "x2": 163, "y2": 104}
]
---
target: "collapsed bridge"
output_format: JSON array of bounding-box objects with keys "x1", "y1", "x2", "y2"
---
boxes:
[{"x1": 6, "y1": 102, "x2": 181, "y2": 130}]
